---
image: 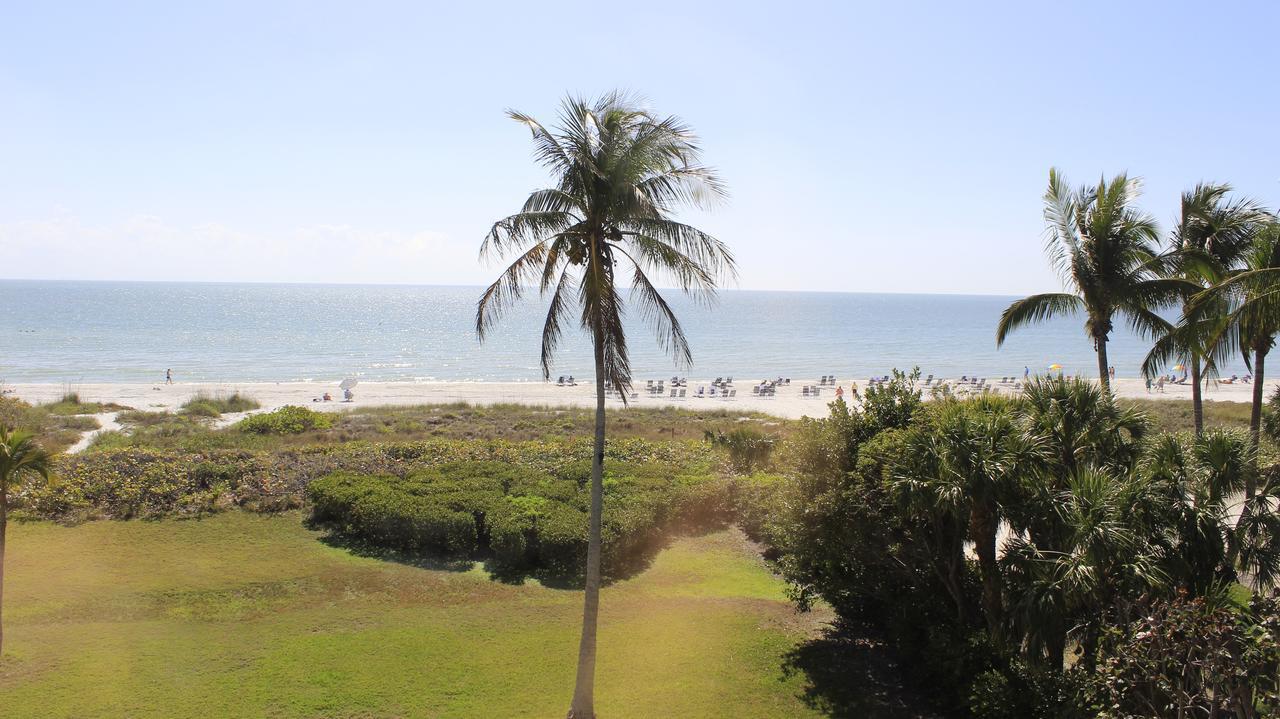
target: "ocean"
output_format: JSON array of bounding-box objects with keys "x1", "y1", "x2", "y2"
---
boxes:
[{"x1": 1, "y1": 280, "x2": 1224, "y2": 384}]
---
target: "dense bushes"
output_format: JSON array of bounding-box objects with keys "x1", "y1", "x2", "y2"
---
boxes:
[
  {"x1": 768, "y1": 373, "x2": 1280, "y2": 716},
  {"x1": 307, "y1": 460, "x2": 734, "y2": 579},
  {"x1": 237, "y1": 405, "x2": 333, "y2": 434},
  {"x1": 1087, "y1": 593, "x2": 1280, "y2": 718},
  {"x1": 14, "y1": 437, "x2": 719, "y2": 523}
]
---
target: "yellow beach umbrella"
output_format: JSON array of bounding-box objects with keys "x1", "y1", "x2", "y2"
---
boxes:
[
  {"x1": 1173, "y1": 364, "x2": 1186, "y2": 371},
  {"x1": 1048, "y1": 363, "x2": 1063, "y2": 371}
]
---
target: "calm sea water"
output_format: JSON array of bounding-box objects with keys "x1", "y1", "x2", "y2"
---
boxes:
[{"x1": 0, "y1": 280, "x2": 1222, "y2": 384}]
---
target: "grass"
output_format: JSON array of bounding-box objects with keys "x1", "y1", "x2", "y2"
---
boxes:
[
  {"x1": 0, "y1": 512, "x2": 831, "y2": 718},
  {"x1": 1120, "y1": 397, "x2": 1256, "y2": 433},
  {"x1": 41, "y1": 392, "x2": 130, "y2": 416},
  {"x1": 88, "y1": 402, "x2": 795, "y2": 453},
  {"x1": 179, "y1": 391, "x2": 260, "y2": 418}
]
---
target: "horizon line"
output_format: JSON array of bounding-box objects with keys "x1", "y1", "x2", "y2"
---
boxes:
[{"x1": 0, "y1": 276, "x2": 1032, "y2": 300}]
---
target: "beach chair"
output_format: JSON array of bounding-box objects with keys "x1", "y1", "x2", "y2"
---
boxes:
[
  {"x1": 729, "y1": 389, "x2": 737, "y2": 400},
  {"x1": 679, "y1": 389, "x2": 686, "y2": 399},
  {"x1": 709, "y1": 387, "x2": 717, "y2": 398},
  {"x1": 696, "y1": 387, "x2": 705, "y2": 398},
  {"x1": 670, "y1": 388, "x2": 677, "y2": 398}
]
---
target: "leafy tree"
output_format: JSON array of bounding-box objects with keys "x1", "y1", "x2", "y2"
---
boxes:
[
  {"x1": 1089, "y1": 593, "x2": 1280, "y2": 718},
  {"x1": 997, "y1": 169, "x2": 1185, "y2": 391},
  {"x1": 1142, "y1": 183, "x2": 1269, "y2": 434},
  {"x1": 0, "y1": 425, "x2": 52, "y2": 657},
  {"x1": 475, "y1": 92, "x2": 734, "y2": 718}
]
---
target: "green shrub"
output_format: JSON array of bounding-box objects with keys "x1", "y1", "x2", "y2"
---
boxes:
[
  {"x1": 17, "y1": 437, "x2": 720, "y2": 525},
  {"x1": 705, "y1": 428, "x2": 777, "y2": 472},
  {"x1": 237, "y1": 406, "x2": 333, "y2": 435},
  {"x1": 306, "y1": 459, "x2": 731, "y2": 580}
]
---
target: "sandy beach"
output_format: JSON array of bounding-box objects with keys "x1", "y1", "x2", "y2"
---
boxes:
[{"x1": 5, "y1": 376, "x2": 1271, "y2": 423}]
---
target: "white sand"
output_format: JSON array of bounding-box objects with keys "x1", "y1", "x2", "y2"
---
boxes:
[{"x1": 5, "y1": 376, "x2": 1272, "y2": 422}]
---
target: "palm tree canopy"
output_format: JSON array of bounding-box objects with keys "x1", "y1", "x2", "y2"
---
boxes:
[
  {"x1": 0, "y1": 425, "x2": 52, "y2": 492},
  {"x1": 1140, "y1": 185, "x2": 1271, "y2": 379},
  {"x1": 475, "y1": 92, "x2": 736, "y2": 395},
  {"x1": 997, "y1": 168, "x2": 1188, "y2": 347},
  {"x1": 1188, "y1": 221, "x2": 1280, "y2": 369}
]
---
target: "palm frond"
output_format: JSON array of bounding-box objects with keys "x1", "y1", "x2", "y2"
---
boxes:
[{"x1": 996, "y1": 293, "x2": 1083, "y2": 346}]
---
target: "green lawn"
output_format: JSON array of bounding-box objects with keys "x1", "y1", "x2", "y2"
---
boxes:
[{"x1": 0, "y1": 512, "x2": 829, "y2": 718}]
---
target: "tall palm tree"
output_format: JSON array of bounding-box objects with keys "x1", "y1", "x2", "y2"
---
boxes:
[
  {"x1": 0, "y1": 426, "x2": 52, "y2": 657},
  {"x1": 1191, "y1": 221, "x2": 1280, "y2": 495},
  {"x1": 1142, "y1": 184, "x2": 1268, "y2": 434},
  {"x1": 476, "y1": 92, "x2": 734, "y2": 718},
  {"x1": 997, "y1": 169, "x2": 1186, "y2": 391}
]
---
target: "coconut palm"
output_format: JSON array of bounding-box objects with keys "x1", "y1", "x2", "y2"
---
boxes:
[
  {"x1": 1190, "y1": 221, "x2": 1280, "y2": 495},
  {"x1": 1142, "y1": 184, "x2": 1269, "y2": 434},
  {"x1": 997, "y1": 169, "x2": 1187, "y2": 391},
  {"x1": 475, "y1": 92, "x2": 734, "y2": 718},
  {"x1": 0, "y1": 426, "x2": 52, "y2": 657}
]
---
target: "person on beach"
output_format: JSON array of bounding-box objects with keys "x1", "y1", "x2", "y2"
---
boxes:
[
  {"x1": 835, "y1": 385, "x2": 844, "y2": 400},
  {"x1": 1145, "y1": 377, "x2": 1152, "y2": 393},
  {"x1": 1024, "y1": 366, "x2": 1029, "y2": 379},
  {"x1": 1156, "y1": 376, "x2": 1165, "y2": 393},
  {"x1": 1109, "y1": 366, "x2": 1115, "y2": 380},
  {"x1": 165, "y1": 368, "x2": 173, "y2": 384}
]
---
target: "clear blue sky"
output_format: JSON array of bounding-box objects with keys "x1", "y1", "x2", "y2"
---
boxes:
[{"x1": 2, "y1": 1, "x2": 1277, "y2": 294}]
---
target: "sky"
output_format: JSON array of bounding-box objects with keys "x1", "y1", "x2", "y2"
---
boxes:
[{"x1": 2, "y1": 0, "x2": 1278, "y2": 295}]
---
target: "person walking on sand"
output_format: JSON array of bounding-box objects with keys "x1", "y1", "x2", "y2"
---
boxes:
[
  {"x1": 1024, "y1": 366, "x2": 1029, "y2": 380},
  {"x1": 165, "y1": 368, "x2": 173, "y2": 384},
  {"x1": 1145, "y1": 377, "x2": 1152, "y2": 393},
  {"x1": 1156, "y1": 376, "x2": 1165, "y2": 393}
]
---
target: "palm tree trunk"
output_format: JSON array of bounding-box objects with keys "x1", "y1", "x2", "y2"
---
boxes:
[
  {"x1": 1191, "y1": 357, "x2": 1204, "y2": 436},
  {"x1": 0, "y1": 485, "x2": 7, "y2": 657},
  {"x1": 970, "y1": 503, "x2": 1003, "y2": 642},
  {"x1": 567, "y1": 339, "x2": 606, "y2": 719},
  {"x1": 1248, "y1": 346, "x2": 1267, "y2": 499},
  {"x1": 1096, "y1": 334, "x2": 1111, "y2": 392}
]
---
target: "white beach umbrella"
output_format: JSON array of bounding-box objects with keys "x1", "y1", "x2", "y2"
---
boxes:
[{"x1": 339, "y1": 378, "x2": 359, "y2": 390}]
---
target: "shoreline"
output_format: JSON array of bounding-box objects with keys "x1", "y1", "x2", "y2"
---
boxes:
[{"x1": 5, "y1": 376, "x2": 1271, "y2": 422}]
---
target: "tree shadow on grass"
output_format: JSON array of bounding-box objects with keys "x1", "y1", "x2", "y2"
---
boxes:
[
  {"x1": 308, "y1": 518, "x2": 728, "y2": 589},
  {"x1": 311, "y1": 528, "x2": 477, "y2": 573},
  {"x1": 782, "y1": 624, "x2": 942, "y2": 719}
]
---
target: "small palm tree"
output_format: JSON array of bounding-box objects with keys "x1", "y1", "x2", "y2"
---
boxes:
[
  {"x1": 1003, "y1": 466, "x2": 1168, "y2": 671},
  {"x1": 476, "y1": 92, "x2": 734, "y2": 718},
  {"x1": 1142, "y1": 184, "x2": 1268, "y2": 434},
  {"x1": 894, "y1": 395, "x2": 1043, "y2": 643},
  {"x1": 997, "y1": 169, "x2": 1187, "y2": 391},
  {"x1": 1190, "y1": 221, "x2": 1280, "y2": 494},
  {"x1": 0, "y1": 426, "x2": 52, "y2": 657}
]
